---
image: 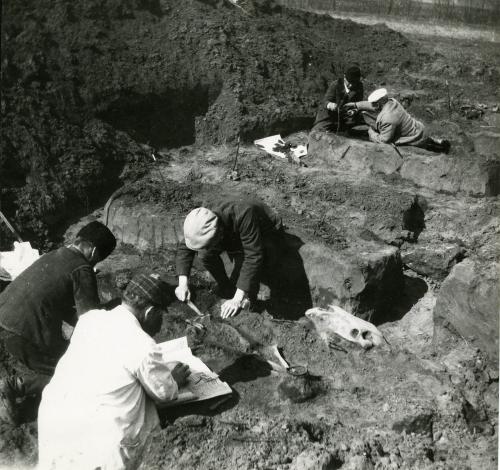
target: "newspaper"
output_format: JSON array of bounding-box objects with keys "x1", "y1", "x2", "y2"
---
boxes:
[{"x1": 157, "y1": 336, "x2": 232, "y2": 406}]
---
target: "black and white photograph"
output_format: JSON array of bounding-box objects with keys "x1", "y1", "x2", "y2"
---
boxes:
[{"x1": 0, "y1": 0, "x2": 499, "y2": 468}]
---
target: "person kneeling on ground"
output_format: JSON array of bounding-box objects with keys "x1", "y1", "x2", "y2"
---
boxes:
[
  {"x1": 0, "y1": 221, "x2": 117, "y2": 424},
  {"x1": 175, "y1": 198, "x2": 284, "y2": 319},
  {"x1": 312, "y1": 64, "x2": 364, "y2": 133},
  {"x1": 37, "y1": 272, "x2": 190, "y2": 470},
  {"x1": 345, "y1": 88, "x2": 451, "y2": 153}
]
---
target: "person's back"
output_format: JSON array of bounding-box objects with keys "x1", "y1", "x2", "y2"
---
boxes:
[
  {"x1": 0, "y1": 247, "x2": 97, "y2": 352},
  {"x1": 376, "y1": 98, "x2": 425, "y2": 145},
  {"x1": 38, "y1": 273, "x2": 184, "y2": 470},
  {"x1": 0, "y1": 221, "x2": 116, "y2": 426},
  {"x1": 213, "y1": 198, "x2": 282, "y2": 247}
]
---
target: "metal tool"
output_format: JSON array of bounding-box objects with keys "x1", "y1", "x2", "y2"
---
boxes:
[
  {"x1": 391, "y1": 143, "x2": 403, "y2": 159},
  {"x1": 186, "y1": 300, "x2": 205, "y2": 317},
  {"x1": 184, "y1": 318, "x2": 205, "y2": 331}
]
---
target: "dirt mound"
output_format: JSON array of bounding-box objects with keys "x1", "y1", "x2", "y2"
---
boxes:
[{"x1": 1, "y1": 0, "x2": 416, "y2": 247}]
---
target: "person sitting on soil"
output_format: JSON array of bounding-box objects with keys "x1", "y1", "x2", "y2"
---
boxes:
[
  {"x1": 0, "y1": 221, "x2": 116, "y2": 424},
  {"x1": 175, "y1": 198, "x2": 284, "y2": 319},
  {"x1": 37, "y1": 272, "x2": 191, "y2": 470},
  {"x1": 345, "y1": 88, "x2": 451, "y2": 153},
  {"x1": 311, "y1": 64, "x2": 364, "y2": 133}
]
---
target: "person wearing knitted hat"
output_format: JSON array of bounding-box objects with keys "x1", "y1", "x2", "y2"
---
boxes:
[
  {"x1": 0, "y1": 220, "x2": 117, "y2": 424},
  {"x1": 344, "y1": 88, "x2": 451, "y2": 153},
  {"x1": 312, "y1": 64, "x2": 364, "y2": 133},
  {"x1": 38, "y1": 272, "x2": 190, "y2": 469},
  {"x1": 175, "y1": 198, "x2": 283, "y2": 319}
]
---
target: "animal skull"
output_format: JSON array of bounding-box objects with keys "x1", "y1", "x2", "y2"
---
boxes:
[{"x1": 305, "y1": 306, "x2": 385, "y2": 349}]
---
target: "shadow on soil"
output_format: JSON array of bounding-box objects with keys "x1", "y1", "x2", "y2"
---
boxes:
[
  {"x1": 376, "y1": 274, "x2": 428, "y2": 324},
  {"x1": 158, "y1": 356, "x2": 272, "y2": 425},
  {"x1": 228, "y1": 233, "x2": 312, "y2": 321},
  {"x1": 98, "y1": 85, "x2": 217, "y2": 148}
]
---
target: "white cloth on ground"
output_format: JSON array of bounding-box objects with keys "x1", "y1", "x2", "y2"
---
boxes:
[{"x1": 37, "y1": 305, "x2": 178, "y2": 470}]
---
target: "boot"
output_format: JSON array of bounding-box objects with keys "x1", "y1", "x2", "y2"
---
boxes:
[
  {"x1": 441, "y1": 139, "x2": 451, "y2": 154},
  {"x1": 427, "y1": 138, "x2": 451, "y2": 154}
]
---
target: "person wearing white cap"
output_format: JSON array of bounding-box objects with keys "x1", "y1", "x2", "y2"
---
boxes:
[
  {"x1": 345, "y1": 88, "x2": 450, "y2": 153},
  {"x1": 175, "y1": 198, "x2": 283, "y2": 318}
]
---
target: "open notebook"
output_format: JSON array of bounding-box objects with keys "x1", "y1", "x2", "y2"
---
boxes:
[{"x1": 157, "y1": 336, "x2": 232, "y2": 406}]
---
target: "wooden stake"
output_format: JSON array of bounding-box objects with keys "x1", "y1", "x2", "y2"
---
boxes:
[{"x1": 0, "y1": 210, "x2": 23, "y2": 242}]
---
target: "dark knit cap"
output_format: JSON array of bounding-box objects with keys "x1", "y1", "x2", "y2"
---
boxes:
[
  {"x1": 76, "y1": 221, "x2": 116, "y2": 260},
  {"x1": 125, "y1": 273, "x2": 164, "y2": 306},
  {"x1": 345, "y1": 65, "x2": 361, "y2": 83}
]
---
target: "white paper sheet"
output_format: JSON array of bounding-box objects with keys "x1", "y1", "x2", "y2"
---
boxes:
[
  {"x1": 254, "y1": 135, "x2": 308, "y2": 161},
  {"x1": 157, "y1": 336, "x2": 232, "y2": 405},
  {"x1": 254, "y1": 134, "x2": 287, "y2": 159}
]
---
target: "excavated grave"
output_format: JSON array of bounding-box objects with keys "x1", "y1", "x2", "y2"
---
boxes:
[{"x1": 100, "y1": 143, "x2": 437, "y2": 322}]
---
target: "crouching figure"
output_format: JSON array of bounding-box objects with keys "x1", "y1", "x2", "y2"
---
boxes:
[
  {"x1": 37, "y1": 272, "x2": 190, "y2": 470},
  {"x1": 175, "y1": 197, "x2": 284, "y2": 319}
]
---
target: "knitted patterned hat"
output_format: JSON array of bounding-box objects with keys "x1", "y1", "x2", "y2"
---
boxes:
[{"x1": 124, "y1": 273, "x2": 164, "y2": 306}]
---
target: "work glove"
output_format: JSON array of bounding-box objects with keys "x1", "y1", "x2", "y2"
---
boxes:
[{"x1": 326, "y1": 102, "x2": 337, "y2": 111}]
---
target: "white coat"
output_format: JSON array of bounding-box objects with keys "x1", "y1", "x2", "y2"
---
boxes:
[{"x1": 38, "y1": 305, "x2": 178, "y2": 470}]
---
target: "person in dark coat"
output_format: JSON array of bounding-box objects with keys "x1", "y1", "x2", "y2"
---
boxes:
[
  {"x1": 175, "y1": 198, "x2": 283, "y2": 319},
  {"x1": 312, "y1": 65, "x2": 364, "y2": 133},
  {"x1": 0, "y1": 221, "x2": 116, "y2": 424}
]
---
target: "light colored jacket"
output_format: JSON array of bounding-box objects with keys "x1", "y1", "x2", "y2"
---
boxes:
[
  {"x1": 369, "y1": 98, "x2": 426, "y2": 146},
  {"x1": 38, "y1": 305, "x2": 178, "y2": 470}
]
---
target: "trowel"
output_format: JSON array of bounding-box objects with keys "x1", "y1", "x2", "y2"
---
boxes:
[
  {"x1": 186, "y1": 300, "x2": 206, "y2": 318},
  {"x1": 183, "y1": 300, "x2": 208, "y2": 332}
]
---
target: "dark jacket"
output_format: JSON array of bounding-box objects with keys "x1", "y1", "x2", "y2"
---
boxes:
[
  {"x1": 176, "y1": 199, "x2": 282, "y2": 293},
  {"x1": 313, "y1": 78, "x2": 364, "y2": 132},
  {"x1": 0, "y1": 247, "x2": 100, "y2": 353}
]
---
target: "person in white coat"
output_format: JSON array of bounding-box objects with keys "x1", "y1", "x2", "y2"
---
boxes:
[{"x1": 37, "y1": 272, "x2": 190, "y2": 470}]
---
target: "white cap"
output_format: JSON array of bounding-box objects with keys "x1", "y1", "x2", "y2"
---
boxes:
[
  {"x1": 183, "y1": 207, "x2": 218, "y2": 250},
  {"x1": 368, "y1": 88, "x2": 388, "y2": 103}
]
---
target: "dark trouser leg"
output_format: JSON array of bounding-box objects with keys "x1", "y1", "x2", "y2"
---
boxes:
[
  {"x1": 198, "y1": 249, "x2": 233, "y2": 292},
  {"x1": 4, "y1": 334, "x2": 64, "y2": 396},
  {"x1": 256, "y1": 230, "x2": 285, "y2": 301},
  {"x1": 420, "y1": 137, "x2": 451, "y2": 154}
]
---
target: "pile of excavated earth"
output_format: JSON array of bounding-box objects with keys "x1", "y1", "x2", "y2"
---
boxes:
[{"x1": 1, "y1": 0, "x2": 499, "y2": 469}]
